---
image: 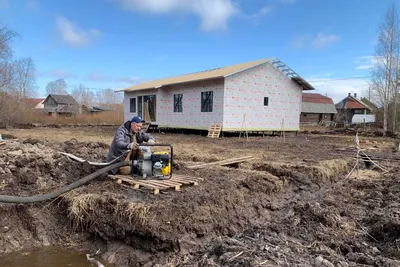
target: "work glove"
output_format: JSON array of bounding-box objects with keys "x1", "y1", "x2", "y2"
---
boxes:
[
  {"x1": 128, "y1": 142, "x2": 139, "y2": 150},
  {"x1": 148, "y1": 139, "x2": 155, "y2": 144}
]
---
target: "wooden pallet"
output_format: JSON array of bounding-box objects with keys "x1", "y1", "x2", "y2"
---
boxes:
[
  {"x1": 187, "y1": 156, "x2": 254, "y2": 169},
  {"x1": 108, "y1": 174, "x2": 203, "y2": 194},
  {"x1": 207, "y1": 123, "x2": 222, "y2": 138}
]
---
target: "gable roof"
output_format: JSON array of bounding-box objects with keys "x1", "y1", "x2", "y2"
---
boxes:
[
  {"x1": 45, "y1": 94, "x2": 78, "y2": 105},
  {"x1": 119, "y1": 57, "x2": 314, "y2": 92},
  {"x1": 335, "y1": 95, "x2": 373, "y2": 110},
  {"x1": 25, "y1": 98, "x2": 45, "y2": 107},
  {"x1": 82, "y1": 104, "x2": 114, "y2": 112},
  {"x1": 301, "y1": 93, "x2": 337, "y2": 114},
  {"x1": 302, "y1": 93, "x2": 334, "y2": 104},
  {"x1": 360, "y1": 97, "x2": 379, "y2": 110}
]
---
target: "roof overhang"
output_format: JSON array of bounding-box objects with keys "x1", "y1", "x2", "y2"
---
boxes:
[
  {"x1": 118, "y1": 77, "x2": 224, "y2": 93},
  {"x1": 270, "y1": 58, "x2": 315, "y2": 90}
]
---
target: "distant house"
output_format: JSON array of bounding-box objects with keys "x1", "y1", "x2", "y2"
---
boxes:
[
  {"x1": 82, "y1": 104, "x2": 114, "y2": 114},
  {"x1": 335, "y1": 93, "x2": 375, "y2": 124},
  {"x1": 118, "y1": 57, "x2": 314, "y2": 133},
  {"x1": 43, "y1": 94, "x2": 79, "y2": 116},
  {"x1": 25, "y1": 98, "x2": 45, "y2": 109},
  {"x1": 300, "y1": 93, "x2": 337, "y2": 125}
]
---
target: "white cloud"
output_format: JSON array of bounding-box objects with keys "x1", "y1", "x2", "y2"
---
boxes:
[
  {"x1": 115, "y1": 76, "x2": 141, "y2": 84},
  {"x1": 355, "y1": 55, "x2": 384, "y2": 70},
  {"x1": 292, "y1": 32, "x2": 340, "y2": 50},
  {"x1": 240, "y1": 5, "x2": 274, "y2": 19},
  {"x1": 313, "y1": 33, "x2": 340, "y2": 49},
  {"x1": 114, "y1": 0, "x2": 238, "y2": 31},
  {"x1": 55, "y1": 16, "x2": 101, "y2": 47},
  {"x1": 84, "y1": 71, "x2": 141, "y2": 85},
  {"x1": 0, "y1": 0, "x2": 9, "y2": 9},
  {"x1": 307, "y1": 77, "x2": 370, "y2": 104},
  {"x1": 38, "y1": 69, "x2": 77, "y2": 79},
  {"x1": 85, "y1": 72, "x2": 112, "y2": 82}
]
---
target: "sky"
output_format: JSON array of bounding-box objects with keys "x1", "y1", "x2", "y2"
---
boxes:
[{"x1": 0, "y1": 0, "x2": 395, "y2": 103}]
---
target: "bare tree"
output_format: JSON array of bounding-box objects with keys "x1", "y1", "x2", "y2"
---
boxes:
[
  {"x1": 371, "y1": 2, "x2": 400, "y2": 133},
  {"x1": 96, "y1": 88, "x2": 123, "y2": 106},
  {"x1": 0, "y1": 24, "x2": 18, "y2": 62},
  {"x1": 12, "y1": 57, "x2": 37, "y2": 98},
  {"x1": 0, "y1": 24, "x2": 18, "y2": 91},
  {"x1": 71, "y1": 84, "x2": 94, "y2": 105},
  {"x1": 45, "y1": 78, "x2": 68, "y2": 95}
]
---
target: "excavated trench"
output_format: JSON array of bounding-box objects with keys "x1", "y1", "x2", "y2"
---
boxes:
[{"x1": 0, "y1": 137, "x2": 399, "y2": 266}]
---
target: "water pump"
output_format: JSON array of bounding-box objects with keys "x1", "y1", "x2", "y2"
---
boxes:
[{"x1": 130, "y1": 143, "x2": 173, "y2": 180}]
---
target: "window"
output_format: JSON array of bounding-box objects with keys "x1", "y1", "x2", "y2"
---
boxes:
[
  {"x1": 201, "y1": 91, "x2": 213, "y2": 112},
  {"x1": 174, "y1": 94, "x2": 183, "y2": 112},
  {"x1": 130, "y1": 98, "x2": 136, "y2": 113},
  {"x1": 264, "y1": 97, "x2": 269, "y2": 106}
]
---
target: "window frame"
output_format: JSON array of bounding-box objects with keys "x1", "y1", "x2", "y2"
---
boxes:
[
  {"x1": 130, "y1": 97, "x2": 136, "y2": 113},
  {"x1": 173, "y1": 94, "x2": 183, "y2": 113},
  {"x1": 201, "y1": 91, "x2": 213, "y2": 112},
  {"x1": 263, "y1": 97, "x2": 269, "y2": 106}
]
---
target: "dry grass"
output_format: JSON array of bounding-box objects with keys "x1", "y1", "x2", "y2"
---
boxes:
[
  {"x1": 349, "y1": 169, "x2": 382, "y2": 180},
  {"x1": 251, "y1": 159, "x2": 350, "y2": 186},
  {"x1": 22, "y1": 108, "x2": 124, "y2": 125},
  {"x1": 119, "y1": 202, "x2": 150, "y2": 225},
  {"x1": 64, "y1": 193, "x2": 150, "y2": 228},
  {"x1": 313, "y1": 159, "x2": 349, "y2": 181},
  {"x1": 0, "y1": 127, "x2": 114, "y2": 143}
]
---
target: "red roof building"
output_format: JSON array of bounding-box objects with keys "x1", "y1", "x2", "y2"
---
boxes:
[
  {"x1": 301, "y1": 93, "x2": 337, "y2": 125},
  {"x1": 335, "y1": 93, "x2": 375, "y2": 124},
  {"x1": 25, "y1": 98, "x2": 45, "y2": 108}
]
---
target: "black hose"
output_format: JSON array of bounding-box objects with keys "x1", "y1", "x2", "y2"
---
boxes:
[{"x1": 0, "y1": 161, "x2": 129, "y2": 204}]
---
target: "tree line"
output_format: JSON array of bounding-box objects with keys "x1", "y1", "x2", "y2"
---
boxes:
[{"x1": 45, "y1": 78, "x2": 123, "y2": 107}]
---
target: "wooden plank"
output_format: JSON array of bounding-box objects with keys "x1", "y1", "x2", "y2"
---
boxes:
[
  {"x1": 171, "y1": 176, "x2": 202, "y2": 183},
  {"x1": 172, "y1": 177, "x2": 199, "y2": 183},
  {"x1": 172, "y1": 178, "x2": 199, "y2": 186},
  {"x1": 172, "y1": 174, "x2": 203, "y2": 181},
  {"x1": 187, "y1": 156, "x2": 254, "y2": 169}
]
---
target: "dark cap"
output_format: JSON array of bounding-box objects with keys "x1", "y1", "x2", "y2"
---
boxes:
[{"x1": 131, "y1": 116, "x2": 145, "y2": 123}]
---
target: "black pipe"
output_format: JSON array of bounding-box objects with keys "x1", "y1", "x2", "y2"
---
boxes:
[{"x1": 0, "y1": 161, "x2": 130, "y2": 204}]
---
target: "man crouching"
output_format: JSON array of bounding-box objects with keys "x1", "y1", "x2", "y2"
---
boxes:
[{"x1": 107, "y1": 116, "x2": 155, "y2": 174}]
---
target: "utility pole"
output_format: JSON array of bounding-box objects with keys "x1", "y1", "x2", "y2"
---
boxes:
[{"x1": 368, "y1": 86, "x2": 371, "y2": 102}]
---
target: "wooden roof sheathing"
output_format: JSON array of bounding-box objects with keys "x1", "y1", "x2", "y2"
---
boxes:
[{"x1": 119, "y1": 57, "x2": 314, "y2": 92}]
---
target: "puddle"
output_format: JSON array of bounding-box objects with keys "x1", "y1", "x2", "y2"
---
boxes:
[{"x1": 0, "y1": 247, "x2": 109, "y2": 267}]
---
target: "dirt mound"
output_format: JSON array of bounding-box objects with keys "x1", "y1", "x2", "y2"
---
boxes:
[{"x1": 0, "y1": 136, "x2": 399, "y2": 267}]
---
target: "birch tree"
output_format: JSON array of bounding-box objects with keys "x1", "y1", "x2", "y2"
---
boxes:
[{"x1": 371, "y1": 3, "x2": 400, "y2": 133}]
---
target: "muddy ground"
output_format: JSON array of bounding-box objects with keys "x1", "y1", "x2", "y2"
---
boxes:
[{"x1": 0, "y1": 126, "x2": 400, "y2": 266}]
